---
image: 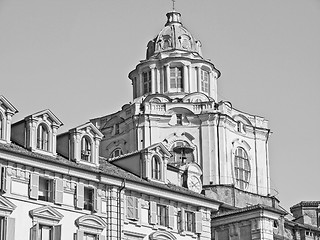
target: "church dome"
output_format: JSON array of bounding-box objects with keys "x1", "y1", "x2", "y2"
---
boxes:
[{"x1": 146, "y1": 11, "x2": 203, "y2": 60}]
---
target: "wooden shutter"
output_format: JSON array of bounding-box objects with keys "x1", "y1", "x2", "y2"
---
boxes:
[
  {"x1": 195, "y1": 211, "x2": 202, "y2": 234},
  {"x1": 126, "y1": 196, "x2": 134, "y2": 219},
  {"x1": 168, "y1": 205, "x2": 175, "y2": 229},
  {"x1": 29, "y1": 173, "x2": 39, "y2": 199},
  {"x1": 180, "y1": 208, "x2": 185, "y2": 232},
  {"x1": 53, "y1": 225, "x2": 62, "y2": 240},
  {"x1": 93, "y1": 187, "x2": 98, "y2": 212},
  {"x1": 76, "y1": 183, "x2": 84, "y2": 209},
  {"x1": 54, "y1": 178, "x2": 64, "y2": 204},
  {"x1": 76, "y1": 230, "x2": 84, "y2": 240},
  {"x1": 30, "y1": 223, "x2": 39, "y2": 240},
  {"x1": 6, "y1": 217, "x2": 15, "y2": 240},
  {"x1": 149, "y1": 201, "x2": 157, "y2": 224}
]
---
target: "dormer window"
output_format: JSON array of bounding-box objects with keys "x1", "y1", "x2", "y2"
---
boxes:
[
  {"x1": 110, "y1": 148, "x2": 123, "y2": 159},
  {"x1": 151, "y1": 155, "x2": 161, "y2": 180},
  {"x1": 37, "y1": 123, "x2": 49, "y2": 151},
  {"x1": 81, "y1": 136, "x2": 91, "y2": 162},
  {"x1": 176, "y1": 114, "x2": 183, "y2": 125},
  {"x1": 170, "y1": 67, "x2": 183, "y2": 91},
  {"x1": 201, "y1": 69, "x2": 209, "y2": 93},
  {"x1": 143, "y1": 71, "x2": 152, "y2": 94}
]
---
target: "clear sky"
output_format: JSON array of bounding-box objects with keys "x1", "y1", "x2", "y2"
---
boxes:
[{"x1": 1, "y1": 0, "x2": 319, "y2": 211}]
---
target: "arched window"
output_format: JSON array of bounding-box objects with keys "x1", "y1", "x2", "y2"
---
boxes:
[
  {"x1": 234, "y1": 147, "x2": 250, "y2": 190},
  {"x1": 109, "y1": 148, "x2": 123, "y2": 159},
  {"x1": 170, "y1": 141, "x2": 194, "y2": 165},
  {"x1": 81, "y1": 137, "x2": 91, "y2": 162},
  {"x1": 37, "y1": 124, "x2": 49, "y2": 151},
  {"x1": 151, "y1": 156, "x2": 161, "y2": 180}
]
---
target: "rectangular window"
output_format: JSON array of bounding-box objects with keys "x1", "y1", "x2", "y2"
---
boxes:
[
  {"x1": 157, "y1": 204, "x2": 167, "y2": 227},
  {"x1": 39, "y1": 225, "x2": 53, "y2": 240},
  {"x1": 84, "y1": 233, "x2": 97, "y2": 240},
  {"x1": 143, "y1": 71, "x2": 152, "y2": 94},
  {"x1": 201, "y1": 70, "x2": 209, "y2": 93},
  {"x1": 38, "y1": 177, "x2": 53, "y2": 202},
  {"x1": 84, "y1": 187, "x2": 94, "y2": 211},
  {"x1": 170, "y1": 67, "x2": 183, "y2": 91},
  {"x1": 185, "y1": 211, "x2": 195, "y2": 232},
  {"x1": 126, "y1": 196, "x2": 139, "y2": 220},
  {"x1": 0, "y1": 217, "x2": 5, "y2": 240}
]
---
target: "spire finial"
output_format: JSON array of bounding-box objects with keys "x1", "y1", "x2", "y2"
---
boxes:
[{"x1": 172, "y1": 0, "x2": 176, "y2": 11}]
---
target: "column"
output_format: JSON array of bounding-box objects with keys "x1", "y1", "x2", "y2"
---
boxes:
[
  {"x1": 188, "y1": 65, "x2": 193, "y2": 92},
  {"x1": 156, "y1": 67, "x2": 161, "y2": 93},
  {"x1": 209, "y1": 71, "x2": 215, "y2": 98},
  {"x1": 138, "y1": 71, "x2": 143, "y2": 96},
  {"x1": 197, "y1": 66, "x2": 201, "y2": 92},
  {"x1": 150, "y1": 65, "x2": 156, "y2": 93}
]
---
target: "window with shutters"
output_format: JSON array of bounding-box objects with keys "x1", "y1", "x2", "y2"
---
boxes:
[
  {"x1": 29, "y1": 205, "x2": 63, "y2": 240},
  {"x1": 0, "y1": 216, "x2": 5, "y2": 240},
  {"x1": 38, "y1": 177, "x2": 53, "y2": 202},
  {"x1": 126, "y1": 196, "x2": 139, "y2": 220},
  {"x1": 75, "y1": 215, "x2": 106, "y2": 240},
  {"x1": 178, "y1": 209, "x2": 202, "y2": 234}
]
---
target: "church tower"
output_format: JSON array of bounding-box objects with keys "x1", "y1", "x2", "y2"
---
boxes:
[{"x1": 92, "y1": 9, "x2": 272, "y2": 207}]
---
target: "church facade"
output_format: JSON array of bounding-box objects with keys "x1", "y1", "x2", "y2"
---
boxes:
[{"x1": 0, "y1": 7, "x2": 319, "y2": 240}]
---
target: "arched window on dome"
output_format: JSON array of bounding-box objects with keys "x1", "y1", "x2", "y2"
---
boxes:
[
  {"x1": 81, "y1": 136, "x2": 91, "y2": 162},
  {"x1": 37, "y1": 123, "x2": 49, "y2": 151},
  {"x1": 143, "y1": 71, "x2": 152, "y2": 94},
  {"x1": 170, "y1": 67, "x2": 183, "y2": 92},
  {"x1": 200, "y1": 69, "x2": 209, "y2": 93},
  {"x1": 151, "y1": 155, "x2": 161, "y2": 180},
  {"x1": 234, "y1": 147, "x2": 251, "y2": 190}
]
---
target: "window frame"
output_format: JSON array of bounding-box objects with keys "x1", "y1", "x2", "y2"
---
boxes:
[
  {"x1": 234, "y1": 147, "x2": 251, "y2": 190},
  {"x1": 0, "y1": 113, "x2": 3, "y2": 140},
  {"x1": 157, "y1": 204, "x2": 168, "y2": 227},
  {"x1": 38, "y1": 177, "x2": 53, "y2": 202},
  {"x1": 109, "y1": 148, "x2": 123, "y2": 159},
  {"x1": 83, "y1": 187, "x2": 95, "y2": 211}
]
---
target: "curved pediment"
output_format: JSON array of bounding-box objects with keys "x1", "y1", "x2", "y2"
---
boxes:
[
  {"x1": 143, "y1": 94, "x2": 171, "y2": 103},
  {"x1": 75, "y1": 215, "x2": 106, "y2": 231},
  {"x1": 149, "y1": 230, "x2": 177, "y2": 240}
]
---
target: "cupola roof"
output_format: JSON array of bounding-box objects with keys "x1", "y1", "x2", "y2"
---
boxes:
[{"x1": 146, "y1": 10, "x2": 203, "y2": 59}]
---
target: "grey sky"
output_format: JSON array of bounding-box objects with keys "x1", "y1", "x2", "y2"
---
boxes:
[{"x1": 1, "y1": 0, "x2": 319, "y2": 211}]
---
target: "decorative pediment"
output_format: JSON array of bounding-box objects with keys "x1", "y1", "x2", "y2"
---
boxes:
[
  {"x1": 146, "y1": 142, "x2": 171, "y2": 158},
  {"x1": 143, "y1": 94, "x2": 171, "y2": 103},
  {"x1": 69, "y1": 122, "x2": 103, "y2": 139},
  {"x1": 25, "y1": 109, "x2": 63, "y2": 127},
  {"x1": 75, "y1": 215, "x2": 106, "y2": 231},
  {"x1": 29, "y1": 205, "x2": 63, "y2": 224},
  {"x1": 0, "y1": 95, "x2": 18, "y2": 114},
  {"x1": 233, "y1": 114, "x2": 252, "y2": 126},
  {"x1": 182, "y1": 92, "x2": 211, "y2": 103},
  {"x1": 149, "y1": 230, "x2": 177, "y2": 240},
  {"x1": 0, "y1": 196, "x2": 16, "y2": 216}
]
